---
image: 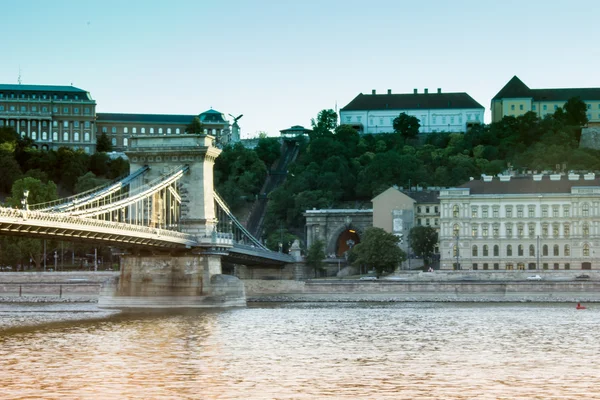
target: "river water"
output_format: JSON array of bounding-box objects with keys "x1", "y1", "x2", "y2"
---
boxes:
[{"x1": 0, "y1": 302, "x2": 599, "y2": 399}]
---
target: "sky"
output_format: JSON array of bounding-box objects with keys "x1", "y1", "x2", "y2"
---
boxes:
[{"x1": 2, "y1": 0, "x2": 599, "y2": 138}]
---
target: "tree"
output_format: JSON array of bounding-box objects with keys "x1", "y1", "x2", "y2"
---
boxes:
[
  {"x1": 185, "y1": 116, "x2": 205, "y2": 134},
  {"x1": 563, "y1": 96, "x2": 588, "y2": 127},
  {"x1": 6, "y1": 177, "x2": 58, "y2": 208},
  {"x1": 408, "y1": 226, "x2": 438, "y2": 269},
  {"x1": 255, "y1": 137, "x2": 281, "y2": 168},
  {"x1": 393, "y1": 113, "x2": 420, "y2": 140},
  {"x1": 96, "y1": 132, "x2": 112, "y2": 152},
  {"x1": 0, "y1": 150, "x2": 22, "y2": 193},
  {"x1": 74, "y1": 172, "x2": 109, "y2": 194},
  {"x1": 306, "y1": 240, "x2": 326, "y2": 278},
  {"x1": 310, "y1": 109, "x2": 338, "y2": 138},
  {"x1": 350, "y1": 227, "x2": 406, "y2": 277}
]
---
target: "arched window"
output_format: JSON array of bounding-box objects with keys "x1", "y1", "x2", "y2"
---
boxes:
[
  {"x1": 176, "y1": 128, "x2": 180, "y2": 134},
  {"x1": 583, "y1": 243, "x2": 590, "y2": 257},
  {"x1": 31, "y1": 131, "x2": 37, "y2": 140},
  {"x1": 84, "y1": 132, "x2": 90, "y2": 142},
  {"x1": 543, "y1": 244, "x2": 548, "y2": 256},
  {"x1": 583, "y1": 223, "x2": 590, "y2": 237},
  {"x1": 518, "y1": 245, "x2": 524, "y2": 256},
  {"x1": 73, "y1": 132, "x2": 79, "y2": 141},
  {"x1": 453, "y1": 205, "x2": 459, "y2": 218},
  {"x1": 53, "y1": 132, "x2": 58, "y2": 141},
  {"x1": 554, "y1": 245, "x2": 559, "y2": 256},
  {"x1": 472, "y1": 245, "x2": 478, "y2": 257},
  {"x1": 507, "y1": 245, "x2": 512, "y2": 256},
  {"x1": 483, "y1": 245, "x2": 489, "y2": 257},
  {"x1": 453, "y1": 224, "x2": 460, "y2": 237},
  {"x1": 41, "y1": 131, "x2": 47, "y2": 140},
  {"x1": 111, "y1": 138, "x2": 117, "y2": 146},
  {"x1": 167, "y1": 128, "x2": 172, "y2": 134},
  {"x1": 63, "y1": 132, "x2": 69, "y2": 141},
  {"x1": 158, "y1": 128, "x2": 163, "y2": 134},
  {"x1": 141, "y1": 127, "x2": 146, "y2": 134},
  {"x1": 123, "y1": 138, "x2": 128, "y2": 147},
  {"x1": 564, "y1": 244, "x2": 570, "y2": 257},
  {"x1": 529, "y1": 244, "x2": 535, "y2": 257},
  {"x1": 493, "y1": 245, "x2": 499, "y2": 257},
  {"x1": 582, "y1": 203, "x2": 590, "y2": 217},
  {"x1": 150, "y1": 127, "x2": 154, "y2": 134}
]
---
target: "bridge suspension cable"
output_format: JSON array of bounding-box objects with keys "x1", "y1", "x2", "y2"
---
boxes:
[{"x1": 214, "y1": 191, "x2": 268, "y2": 251}]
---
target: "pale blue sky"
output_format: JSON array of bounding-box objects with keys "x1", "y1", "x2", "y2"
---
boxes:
[{"x1": 2, "y1": 0, "x2": 599, "y2": 138}]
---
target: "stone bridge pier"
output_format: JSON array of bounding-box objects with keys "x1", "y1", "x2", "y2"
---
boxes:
[{"x1": 99, "y1": 134, "x2": 245, "y2": 308}]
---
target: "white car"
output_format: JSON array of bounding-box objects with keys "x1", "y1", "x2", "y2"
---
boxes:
[
  {"x1": 526, "y1": 275, "x2": 542, "y2": 281},
  {"x1": 359, "y1": 276, "x2": 378, "y2": 281}
]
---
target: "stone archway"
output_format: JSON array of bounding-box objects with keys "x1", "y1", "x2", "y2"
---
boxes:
[
  {"x1": 304, "y1": 209, "x2": 373, "y2": 257},
  {"x1": 335, "y1": 228, "x2": 361, "y2": 257}
]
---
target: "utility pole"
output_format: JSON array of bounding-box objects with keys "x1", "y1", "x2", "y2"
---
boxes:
[{"x1": 94, "y1": 248, "x2": 98, "y2": 272}]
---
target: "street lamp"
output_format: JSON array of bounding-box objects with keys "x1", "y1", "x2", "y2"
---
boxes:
[{"x1": 21, "y1": 189, "x2": 30, "y2": 210}]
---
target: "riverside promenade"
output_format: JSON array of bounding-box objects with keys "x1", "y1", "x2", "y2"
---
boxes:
[{"x1": 1, "y1": 270, "x2": 599, "y2": 303}]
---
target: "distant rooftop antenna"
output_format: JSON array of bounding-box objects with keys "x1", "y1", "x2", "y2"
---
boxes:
[{"x1": 17, "y1": 66, "x2": 22, "y2": 85}]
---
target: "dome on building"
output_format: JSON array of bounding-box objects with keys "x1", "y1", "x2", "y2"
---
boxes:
[{"x1": 198, "y1": 109, "x2": 228, "y2": 124}]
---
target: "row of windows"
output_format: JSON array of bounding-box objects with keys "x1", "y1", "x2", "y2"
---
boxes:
[
  {"x1": 454, "y1": 222, "x2": 590, "y2": 238},
  {"x1": 417, "y1": 206, "x2": 439, "y2": 214},
  {"x1": 469, "y1": 263, "x2": 575, "y2": 270},
  {"x1": 2, "y1": 120, "x2": 92, "y2": 129},
  {"x1": 0, "y1": 105, "x2": 91, "y2": 114},
  {"x1": 348, "y1": 114, "x2": 481, "y2": 125},
  {"x1": 417, "y1": 218, "x2": 438, "y2": 226},
  {"x1": 453, "y1": 203, "x2": 590, "y2": 219},
  {"x1": 0, "y1": 92, "x2": 85, "y2": 101},
  {"x1": 27, "y1": 131, "x2": 93, "y2": 142},
  {"x1": 101, "y1": 126, "x2": 181, "y2": 135},
  {"x1": 464, "y1": 243, "x2": 590, "y2": 258}
]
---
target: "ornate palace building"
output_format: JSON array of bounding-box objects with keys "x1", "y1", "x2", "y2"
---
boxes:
[
  {"x1": 439, "y1": 173, "x2": 600, "y2": 271},
  {"x1": 340, "y1": 88, "x2": 484, "y2": 134},
  {"x1": 0, "y1": 83, "x2": 234, "y2": 153}
]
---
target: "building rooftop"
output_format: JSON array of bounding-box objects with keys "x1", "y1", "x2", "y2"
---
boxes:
[
  {"x1": 458, "y1": 174, "x2": 600, "y2": 195},
  {"x1": 199, "y1": 109, "x2": 228, "y2": 124},
  {"x1": 97, "y1": 113, "x2": 196, "y2": 124},
  {"x1": 404, "y1": 190, "x2": 440, "y2": 204},
  {"x1": 0, "y1": 84, "x2": 89, "y2": 93},
  {"x1": 492, "y1": 76, "x2": 600, "y2": 102},
  {"x1": 341, "y1": 90, "x2": 484, "y2": 111},
  {"x1": 280, "y1": 125, "x2": 312, "y2": 134}
]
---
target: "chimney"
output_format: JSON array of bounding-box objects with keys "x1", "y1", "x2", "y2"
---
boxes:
[
  {"x1": 387, "y1": 89, "x2": 391, "y2": 95},
  {"x1": 413, "y1": 89, "x2": 418, "y2": 94},
  {"x1": 424, "y1": 88, "x2": 428, "y2": 94},
  {"x1": 437, "y1": 88, "x2": 441, "y2": 94},
  {"x1": 372, "y1": 89, "x2": 376, "y2": 95}
]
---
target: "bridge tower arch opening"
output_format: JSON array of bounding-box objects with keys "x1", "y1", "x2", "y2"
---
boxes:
[{"x1": 336, "y1": 229, "x2": 360, "y2": 257}]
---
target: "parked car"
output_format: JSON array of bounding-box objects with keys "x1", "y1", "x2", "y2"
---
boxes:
[
  {"x1": 359, "y1": 276, "x2": 378, "y2": 281},
  {"x1": 575, "y1": 274, "x2": 590, "y2": 280},
  {"x1": 526, "y1": 275, "x2": 542, "y2": 281}
]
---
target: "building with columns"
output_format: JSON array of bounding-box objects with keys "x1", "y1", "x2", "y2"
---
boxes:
[
  {"x1": 0, "y1": 84, "x2": 97, "y2": 152},
  {"x1": 340, "y1": 88, "x2": 484, "y2": 134},
  {"x1": 439, "y1": 173, "x2": 600, "y2": 271},
  {"x1": 491, "y1": 76, "x2": 600, "y2": 123}
]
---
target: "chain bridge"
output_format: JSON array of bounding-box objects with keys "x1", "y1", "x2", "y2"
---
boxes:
[{"x1": 0, "y1": 134, "x2": 295, "y2": 308}]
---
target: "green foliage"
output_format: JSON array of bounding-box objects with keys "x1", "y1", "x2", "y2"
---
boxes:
[
  {"x1": 563, "y1": 96, "x2": 588, "y2": 127},
  {"x1": 255, "y1": 137, "x2": 281, "y2": 168},
  {"x1": 108, "y1": 157, "x2": 130, "y2": 179},
  {"x1": 306, "y1": 240, "x2": 326, "y2": 278},
  {"x1": 310, "y1": 109, "x2": 338, "y2": 139},
  {"x1": 265, "y1": 229, "x2": 297, "y2": 254},
  {"x1": 408, "y1": 226, "x2": 439, "y2": 268},
  {"x1": 393, "y1": 113, "x2": 420, "y2": 141},
  {"x1": 6, "y1": 177, "x2": 58, "y2": 207},
  {"x1": 0, "y1": 150, "x2": 22, "y2": 192},
  {"x1": 96, "y1": 132, "x2": 112, "y2": 152},
  {"x1": 74, "y1": 172, "x2": 110, "y2": 194},
  {"x1": 350, "y1": 227, "x2": 406, "y2": 277},
  {"x1": 185, "y1": 116, "x2": 205, "y2": 134}
]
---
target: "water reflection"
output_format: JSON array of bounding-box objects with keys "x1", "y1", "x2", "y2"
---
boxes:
[{"x1": 1, "y1": 303, "x2": 599, "y2": 399}]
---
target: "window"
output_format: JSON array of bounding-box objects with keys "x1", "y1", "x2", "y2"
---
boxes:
[
  {"x1": 417, "y1": 218, "x2": 421, "y2": 226},
  {"x1": 564, "y1": 224, "x2": 570, "y2": 238},
  {"x1": 588, "y1": 104, "x2": 592, "y2": 109},
  {"x1": 506, "y1": 263, "x2": 514, "y2": 270},
  {"x1": 102, "y1": 127, "x2": 107, "y2": 133},
  {"x1": 529, "y1": 245, "x2": 535, "y2": 257},
  {"x1": 73, "y1": 132, "x2": 79, "y2": 141},
  {"x1": 132, "y1": 127, "x2": 137, "y2": 134},
  {"x1": 434, "y1": 219, "x2": 438, "y2": 226},
  {"x1": 41, "y1": 131, "x2": 47, "y2": 140},
  {"x1": 519, "y1": 104, "x2": 523, "y2": 110},
  {"x1": 517, "y1": 224, "x2": 524, "y2": 238},
  {"x1": 124, "y1": 127, "x2": 128, "y2": 134},
  {"x1": 532, "y1": 105, "x2": 536, "y2": 111},
  {"x1": 453, "y1": 205, "x2": 459, "y2": 218},
  {"x1": 506, "y1": 225, "x2": 513, "y2": 238},
  {"x1": 32, "y1": 106, "x2": 37, "y2": 112},
  {"x1": 554, "y1": 245, "x2": 559, "y2": 256},
  {"x1": 74, "y1": 121, "x2": 79, "y2": 128},
  {"x1": 553, "y1": 224, "x2": 559, "y2": 238},
  {"x1": 84, "y1": 107, "x2": 90, "y2": 114},
  {"x1": 543, "y1": 244, "x2": 548, "y2": 256},
  {"x1": 583, "y1": 223, "x2": 590, "y2": 237},
  {"x1": 506, "y1": 206, "x2": 512, "y2": 218},
  {"x1": 74, "y1": 107, "x2": 79, "y2": 114},
  {"x1": 554, "y1": 105, "x2": 558, "y2": 110},
  {"x1": 20, "y1": 106, "x2": 26, "y2": 112},
  {"x1": 543, "y1": 105, "x2": 547, "y2": 111},
  {"x1": 472, "y1": 245, "x2": 478, "y2": 257},
  {"x1": 565, "y1": 263, "x2": 570, "y2": 270},
  {"x1": 518, "y1": 245, "x2": 524, "y2": 256},
  {"x1": 542, "y1": 224, "x2": 548, "y2": 237},
  {"x1": 167, "y1": 128, "x2": 172, "y2": 134},
  {"x1": 564, "y1": 244, "x2": 570, "y2": 257},
  {"x1": 84, "y1": 121, "x2": 90, "y2": 128},
  {"x1": 425, "y1": 219, "x2": 430, "y2": 226},
  {"x1": 417, "y1": 206, "x2": 422, "y2": 213},
  {"x1": 471, "y1": 206, "x2": 478, "y2": 218},
  {"x1": 31, "y1": 131, "x2": 37, "y2": 140},
  {"x1": 21, "y1": 120, "x2": 26, "y2": 127},
  {"x1": 564, "y1": 206, "x2": 570, "y2": 217},
  {"x1": 582, "y1": 203, "x2": 589, "y2": 217},
  {"x1": 507, "y1": 245, "x2": 512, "y2": 256},
  {"x1": 493, "y1": 207, "x2": 499, "y2": 218},
  {"x1": 111, "y1": 138, "x2": 117, "y2": 146},
  {"x1": 63, "y1": 132, "x2": 69, "y2": 141},
  {"x1": 483, "y1": 263, "x2": 488, "y2": 270},
  {"x1": 529, "y1": 224, "x2": 535, "y2": 238},
  {"x1": 493, "y1": 225, "x2": 499, "y2": 238},
  {"x1": 176, "y1": 128, "x2": 180, "y2": 134},
  {"x1": 528, "y1": 206, "x2": 535, "y2": 218},
  {"x1": 517, "y1": 206, "x2": 523, "y2": 218},
  {"x1": 554, "y1": 263, "x2": 559, "y2": 270},
  {"x1": 482, "y1": 207, "x2": 488, "y2": 218},
  {"x1": 112, "y1": 127, "x2": 117, "y2": 134},
  {"x1": 63, "y1": 107, "x2": 69, "y2": 113},
  {"x1": 511, "y1": 105, "x2": 515, "y2": 110},
  {"x1": 426, "y1": 207, "x2": 430, "y2": 214},
  {"x1": 493, "y1": 245, "x2": 499, "y2": 257},
  {"x1": 494, "y1": 263, "x2": 499, "y2": 270},
  {"x1": 84, "y1": 132, "x2": 90, "y2": 142},
  {"x1": 453, "y1": 224, "x2": 460, "y2": 237},
  {"x1": 482, "y1": 225, "x2": 488, "y2": 237},
  {"x1": 483, "y1": 245, "x2": 489, "y2": 257},
  {"x1": 471, "y1": 225, "x2": 478, "y2": 238},
  {"x1": 52, "y1": 132, "x2": 58, "y2": 141},
  {"x1": 158, "y1": 128, "x2": 163, "y2": 134},
  {"x1": 150, "y1": 127, "x2": 155, "y2": 134},
  {"x1": 141, "y1": 127, "x2": 146, "y2": 134},
  {"x1": 123, "y1": 138, "x2": 128, "y2": 147}
]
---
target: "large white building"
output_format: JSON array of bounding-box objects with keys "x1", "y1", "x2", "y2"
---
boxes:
[
  {"x1": 339, "y1": 88, "x2": 484, "y2": 134},
  {"x1": 439, "y1": 173, "x2": 600, "y2": 271}
]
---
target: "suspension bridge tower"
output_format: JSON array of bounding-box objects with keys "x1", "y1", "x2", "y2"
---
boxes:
[{"x1": 99, "y1": 133, "x2": 244, "y2": 308}]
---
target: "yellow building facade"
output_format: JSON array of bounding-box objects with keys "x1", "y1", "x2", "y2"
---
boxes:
[{"x1": 491, "y1": 76, "x2": 600, "y2": 124}]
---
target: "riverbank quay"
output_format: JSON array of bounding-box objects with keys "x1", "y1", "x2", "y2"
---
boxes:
[{"x1": 0, "y1": 272, "x2": 117, "y2": 302}]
